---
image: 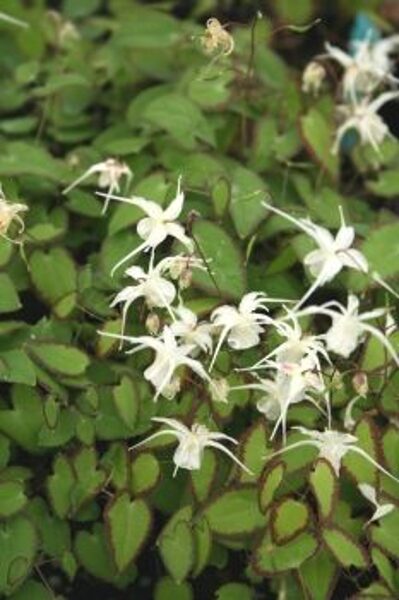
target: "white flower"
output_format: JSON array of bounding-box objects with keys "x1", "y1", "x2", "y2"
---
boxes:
[
  {"x1": 100, "y1": 177, "x2": 194, "y2": 276},
  {"x1": 248, "y1": 308, "x2": 331, "y2": 370},
  {"x1": 130, "y1": 417, "x2": 251, "y2": 476},
  {"x1": 98, "y1": 326, "x2": 210, "y2": 401},
  {"x1": 358, "y1": 483, "x2": 395, "y2": 526},
  {"x1": 0, "y1": 187, "x2": 28, "y2": 244},
  {"x1": 170, "y1": 305, "x2": 213, "y2": 355},
  {"x1": 111, "y1": 260, "x2": 177, "y2": 339},
  {"x1": 343, "y1": 395, "x2": 363, "y2": 431},
  {"x1": 262, "y1": 202, "x2": 369, "y2": 308},
  {"x1": 209, "y1": 292, "x2": 285, "y2": 371},
  {"x1": 269, "y1": 427, "x2": 399, "y2": 483},
  {"x1": 334, "y1": 92, "x2": 399, "y2": 155},
  {"x1": 233, "y1": 356, "x2": 326, "y2": 444},
  {"x1": 63, "y1": 158, "x2": 132, "y2": 214},
  {"x1": 302, "y1": 61, "x2": 326, "y2": 95},
  {"x1": 325, "y1": 37, "x2": 399, "y2": 100},
  {"x1": 308, "y1": 295, "x2": 399, "y2": 365}
]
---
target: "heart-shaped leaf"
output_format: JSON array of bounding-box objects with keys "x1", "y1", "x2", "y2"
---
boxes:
[
  {"x1": 105, "y1": 493, "x2": 152, "y2": 572},
  {"x1": 322, "y1": 527, "x2": 368, "y2": 569},
  {"x1": 271, "y1": 497, "x2": 310, "y2": 544},
  {"x1": 310, "y1": 459, "x2": 338, "y2": 521},
  {"x1": 158, "y1": 506, "x2": 194, "y2": 583}
]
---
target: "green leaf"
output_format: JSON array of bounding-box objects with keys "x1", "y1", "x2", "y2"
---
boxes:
[
  {"x1": 8, "y1": 579, "x2": 53, "y2": 600},
  {"x1": 0, "y1": 516, "x2": 38, "y2": 596},
  {"x1": 211, "y1": 177, "x2": 230, "y2": 219},
  {"x1": 191, "y1": 517, "x2": 212, "y2": 577},
  {"x1": 309, "y1": 459, "x2": 338, "y2": 521},
  {"x1": 113, "y1": 376, "x2": 139, "y2": 431},
  {"x1": 130, "y1": 452, "x2": 160, "y2": 496},
  {"x1": 0, "y1": 273, "x2": 21, "y2": 313},
  {"x1": 28, "y1": 343, "x2": 89, "y2": 377},
  {"x1": 370, "y1": 511, "x2": 399, "y2": 559},
  {"x1": 238, "y1": 420, "x2": 269, "y2": 483},
  {"x1": 216, "y1": 582, "x2": 253, "y2": 600},
  {"x1": 29, "y1": 247, "x2": 77, "y2": 318},
  {"x1": 190, "y1": 220, "x2": 246, "y2": 300},
  {"x1": 143, "y1": 93, "x2": 215, "y2": 149},
  {"x1": 322, "y1": 527, "x2": 368, "y2": 568},
  {"x1": 299, "y1": 550, "x2": 338, "y2": 600},
  {"x1": 115, "y1": 8, "x2": 181, "y2": 49},
  {"x1": 70, "y1": 447, "x2": 106, "y2": 512},
  {"x1": 0, "y1": 481, "x2": 27, "y2": 518},
  {"x1": 366, "y1": 169, "x2": 399, "y2": 198},
  {"x1": 0, "y1": 142, "x2": 68, "y2": 181},
  {"x1": 0, "y1": 386, "x2": 43, "y2": 452},
  {"x1": 154, "y1": 577, "x2": 193, "y2": 600},
  {"x1": 301, "y1": 108, "x2": 339, "y2": 180},
  {"x1": 105, "y1": 493, "x2": 152, "y2": 572},
  {"x1": 74, "y1": 524, "x2": 136, "y2": 587},
  {"x1": 228, "y1": 164, "x2": 269, "y2": 239},
  {"x1": 253, "y1": 531, "x2": 318, "y2": 575},
  {"x1": 271, "y1": 497, "x2": 310, "y2": 544},
  {"x1": 190, "y1": 450, "x2": 217, "y2": 504},
  {"x1": 158, "y1": 506, "x2": 194, "y2": 583},
  {"x1": 0, "y1": 350, "x2": 36, "y2": 386},
  {"x1": 25, "y1": 497, "x2": 71, "y2": 563},
  {"x1": 47, "y1": 454, "x2": 75, "y2": 519},
  {"x1": 343, "y1": 418, "x2": 379, "y2": 485},
  {"x1": 371, "y1": 546, "x2": 396, "y2": 592},
  {"x1": 258, "y1": 461, "x2": 286, "y2": 514},
  {"x1": 201, "y1": 487, "x2": 265, "y2": 537}
]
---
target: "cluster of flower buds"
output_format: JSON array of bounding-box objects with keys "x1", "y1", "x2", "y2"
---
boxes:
[{"x1": 303, "y1": 33, "x2": 399, "y2": 153}]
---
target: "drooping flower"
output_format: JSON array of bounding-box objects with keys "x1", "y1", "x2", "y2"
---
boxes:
[
  {"x1": 63, "y1": 158, "x2": 132, "y2": 214},
  {"x1": 267, "y1": 426, "x2": 399, "y2": 483},
  {"x1": 98, "y1": 177, "x2": 194, "y2": 276},
  {"x1": 0, "y1": 187, "x2": 28, "y2": 245},
  {"x1": 98, "y1": 326, "x2": 210, "y2": 401},
  {"x1": 209, "y1": 292, "x2": 285, "y2": 371},
  {"x1": 209, "y1": 377, "x2": 230, "y2": 403},
  {"x1": 201, "y1": 18, "x2": 234, "y2": 57},
  {"x1": 130, "y1": 417, "x2": 252, "y2": 476},
  {"x1": 334, "y1": 91, "x2": 399, "y2": 155},
  {"x1": 232, "y1": 356, "x2": 327, "y2": 444},
  {"x1": 303, "y1": 295, "x2": 399, "y2": 365},
  {"x1": 262, "y1": 202, "x2": 369, "y2": 308},
  {"x1": 170, "y1": 304, "x2": 213, "y2": 355},
  {"x1": 110, "y1": 260, "x2": 177, "y2": 340},
  {"x1": 325, "y1": 36, "x2": 399, "y2": 100},
  {"x1": 358, "y1": 483, "x2": 395, "y2": 526},
  {"x1": 247, "y1": 308, "x2": 331, "y2": 371},
  {"x1": 302, "y1": 61, "x2": 326, "y2": 95}
]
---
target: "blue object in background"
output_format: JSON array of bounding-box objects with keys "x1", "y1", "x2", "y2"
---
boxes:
[
  {"x1": 340, "y1": 12, "x2": 381, "y2": 152},
  {"x1": 348, "y1": 11, "x2": 381, "y2": 54}
]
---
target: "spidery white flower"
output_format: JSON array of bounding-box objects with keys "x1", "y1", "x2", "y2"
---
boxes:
[
  {"x1": 209, "y1": 292, "x2": 286, "y2": 371},
  {"x1": 325, "y1": 36, "x2": 399, "y2": 100},
  {"x1": 170, "y1": 304, "x2": 213, "y2": 355},
  {"x1": 201, "y1": 18, "x2": 234, "y2": 56},
  {"x1": 358, "y1": 483, "x2": 395, "y2": 526},
  {"x1": 267, "y1": 426, "x2": 399, "y2": 483},
  {"x1": 63, "y1": 158, "x2": 132, "y2": 214},
  {"x1": 302, "y1": 295, "x2": 399, "y2": 365},
  {"x1": 111, "y1": 259, "x2": 177, "y2": 340},
  {"x1": 334, "y1": 91, "x2": 399, "y2": 155},
  {"x1": 262, "y1": 202, "x2": 371, "y2": 308},
  {"x1": 98, "y1": 177, "x2": 194, "y2": 276},
  {"x1": 247, "y1": 308, "x2": 331, "y2": 371},
  {"x1": 209, "y1": 378, "x2": 230, "y2": 403},
  {"x1": 233, "y1": 355, "x2": 327, "y2": 444},
  {"x1": 0, "y1": 187, "x2": 28, "y2": 245},
  {"x1": 98, "y1": 326, "x2": 210, "y2": 401},
  {"x1": 130, "y1": 417, "x2": 251, "y2": 476}
]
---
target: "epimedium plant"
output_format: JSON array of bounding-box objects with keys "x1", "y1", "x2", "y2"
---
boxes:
[{"x1": 0, "y1": 0, "x2": 399, "y2": 599}]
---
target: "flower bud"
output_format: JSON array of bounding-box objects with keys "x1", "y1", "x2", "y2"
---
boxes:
[
  {"x1": 145, "y1": 312, "x2": 160, "y2": 335},
  {"x1": 162, "y1": 376, "x2": 181, "y2": 400},
  {"x1": 209, "y1": 378, "x2": 229, "y2": 403},
  {"x1": 352, "y1": 371, "x2": 368, "y2": 397},
  {"x1": 302, "y1": 61, "x2": 326, "y2": 95},
  {"x1": 179, "y1": 268, "x2": 193, "y2": 289}
]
